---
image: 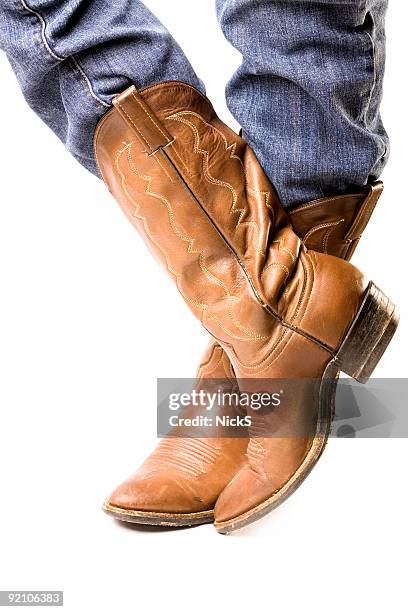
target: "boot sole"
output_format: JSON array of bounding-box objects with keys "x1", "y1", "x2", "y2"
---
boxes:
[
  {"x1": 103, "y1": 500, "x2": 214, "y2": 527},
  {"x1": 215, "y1": 281, "x2": 399, "y2": 534}
]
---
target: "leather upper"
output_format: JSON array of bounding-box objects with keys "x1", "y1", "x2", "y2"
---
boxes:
[
  {"x1": 108, "y1": 342, "x2": 248, "y2": 513},
  {"x1": 94, "y1": 82, "x2": 368, "y2": 381},
  {"x1": 289, "y1": 181, "x2": 383, "y2": 260}
]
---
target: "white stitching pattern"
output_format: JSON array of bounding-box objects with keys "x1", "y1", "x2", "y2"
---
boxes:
[
  {"x1": 302, "y1": 219, "x2": 345, "y2": 252},
  {"x1": 150, "y1": 438, "x2": 222, "y2": 478},
  {"x1": 167, "y1": 111, "x2": 263, "y2": 252},
  {"x1": 119, "y1": 142, "x2": 267, "y2": 342}
]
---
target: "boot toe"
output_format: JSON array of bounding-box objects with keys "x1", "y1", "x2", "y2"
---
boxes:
[
  {"x1": 106, "y1": 468, "x2": 210, "y2": 515},
  {"x1": 214, "y1": 458, "x2": 305, "y2": 527},
  {"x1": 214, "y1": 465, "x2": 273, "y2": 524}
]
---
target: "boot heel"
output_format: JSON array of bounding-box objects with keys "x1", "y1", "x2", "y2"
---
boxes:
[{"x1": 336, "y1": 281, "x2": 399, "y2": 384}]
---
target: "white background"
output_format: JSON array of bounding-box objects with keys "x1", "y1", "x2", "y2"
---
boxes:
[{"x1": 0, "y1": 2, "x2": 407, "y2": 611}]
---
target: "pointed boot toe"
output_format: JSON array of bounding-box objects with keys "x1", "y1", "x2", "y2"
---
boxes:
[{"x1": 104, "y1": 468, "x2": 215, "y2": 527}]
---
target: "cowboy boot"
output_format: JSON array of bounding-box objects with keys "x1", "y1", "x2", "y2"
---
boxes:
[
  {"x1": 214, "y1": 180, "x2": 392, "y2": 533},
  {"x1": 94, "y1": 81, "x2": 398, "y2": 533},
  {"x1": 103, "y1": 180, "x2": 383, "y2": 526},
  {"x1": 103, "y1": 340, "x2": 248, "y2": 526}
]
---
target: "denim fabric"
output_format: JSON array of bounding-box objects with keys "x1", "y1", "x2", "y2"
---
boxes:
[
  {"x1": 0, "y1": 0, "x2": 202, "y2": 174},
  {"x1": 217, "y1": 0, "x2": 389, "y2": 205},
  {"x1": 0, "y1": 0, "x2": 388, "y2": 206}
]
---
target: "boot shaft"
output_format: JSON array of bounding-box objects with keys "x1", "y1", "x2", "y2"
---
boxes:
[{"x1": 94, "y1": 82, "x2": 369, "y2": 376}]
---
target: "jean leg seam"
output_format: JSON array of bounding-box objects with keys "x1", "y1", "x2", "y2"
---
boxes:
[
  {"x1": 20, "y1": 0, "x2": 110, "y2": 108},
  {"x1": 362, "y1": 13, "x2": 377, "y2": 127},
  {"x1": 70, "y1": 56, "x2": 110, "y2": 107},
  {"x1": 361, "y1": 9, "x2": 388, "y2": 169},
  {"x1": 20, "y1": 0, "x2": 64, "y2": 61}
]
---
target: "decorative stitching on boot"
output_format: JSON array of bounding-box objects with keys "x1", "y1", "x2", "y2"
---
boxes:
[
  {"x1": 118, "y1": 142, "x2": 268, "y2": 343},
  {"x1": 168, "y1": 111, "x2": 263, "y2": 253}
]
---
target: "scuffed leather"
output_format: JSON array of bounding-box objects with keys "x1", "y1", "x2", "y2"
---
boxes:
[{"x1": 108, "y1": 342, "x2": 247, "y2": 514}]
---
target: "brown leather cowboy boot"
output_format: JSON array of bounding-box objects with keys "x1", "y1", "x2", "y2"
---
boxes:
[
  {"x1": 94, "y1": 81, "x2": 397, "y2": 533},
  {"x1": 103, "y1": 181, "x2": 383, "y2": 526},
  {"x1": 103, "y1": 341, "x2": 248, "y2": 526},
  {"x1": 213, "y1": 179, "x2": 392, "y2": 533}
]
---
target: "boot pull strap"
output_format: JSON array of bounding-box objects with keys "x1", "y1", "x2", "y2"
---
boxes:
[
  {"x1": 345, "y1": 180, "x2": 384, "y2": 242},
  {"x1": 113, "y1": 85, "x2": 173, "y2": 154}
]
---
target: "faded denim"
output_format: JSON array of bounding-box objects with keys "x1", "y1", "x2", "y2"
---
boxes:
[{"x1": 0, "y1": 0, "x2": 389, "y2": 206}]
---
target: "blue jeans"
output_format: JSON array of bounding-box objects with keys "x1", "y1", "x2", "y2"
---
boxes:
[{"x1": 0, "y1": 0, "x2": 388, "y2": 207}]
